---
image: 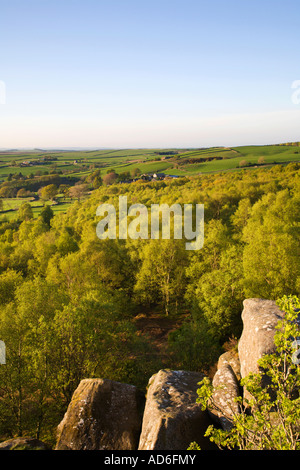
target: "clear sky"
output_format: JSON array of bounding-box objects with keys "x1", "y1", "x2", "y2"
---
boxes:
[{"x1": 0, "y1": 0, "x2": 300, "y2": 148}]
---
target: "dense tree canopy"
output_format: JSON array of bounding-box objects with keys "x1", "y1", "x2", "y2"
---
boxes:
[{"x1": 0, "y1": 163, "x2": 298, "y2": 444}]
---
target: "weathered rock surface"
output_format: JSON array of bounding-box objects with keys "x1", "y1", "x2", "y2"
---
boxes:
[
  {"x1": 238, "y1": 298, "x2": 284, "y2": 378},
  {"x1": 217, "y1": 350, "x2": 241, "y2": 382},
  {"x1": 138, "y1": 369, "x2": 216, "y2": 450},
  {"x1": 55, "y1": 378, "x2": 144, "y2": 450},
  {"x1": 209, "y1": 364, "x2": 240, "y2": 430},
  {"x1": 0, "y1": 437, "x2": 50, "y2": 450},
  {"x1": 238, "y1": 298, "x2": 284, "y2": 399}
]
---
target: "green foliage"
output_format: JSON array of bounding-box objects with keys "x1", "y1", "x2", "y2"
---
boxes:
[
  {"x1": 39, "y1": 184, "x2": 58, "y2": 201},
  {"x1": 18, "y1": 202, "x2": 33, "y2": 221},
  {"x1": 242, "y1": 190, "x2": 300, "y2": 298},
  {"x1": 0, "y1": 279, "x2": 155, "y2": 442},
  {"x1": 134, "y1": 239, "x2": 188, "y2": 315},
  {"x1": 168, "y1": 314, "x2": 222, "y2": 372},
  {"x1": 0, "y1": 269, "x2": 23, "y2": 305},
  {"x1": 194, "y1": 295, "x2": 300, "y2": 450},
  {"x1": 39, "y1": 204, "x2": 54, "y2": 228},
  {"x1": 0, "y1": 163, "x2": 298, "y2": 444}
]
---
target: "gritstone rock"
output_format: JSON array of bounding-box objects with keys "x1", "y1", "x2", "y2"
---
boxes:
[
  {"x1": 138, "y1": 369, "x2": 216, "y2": 450},
  {"x1": 55, "y1": 378, "x2": 144, "y2": 450}
]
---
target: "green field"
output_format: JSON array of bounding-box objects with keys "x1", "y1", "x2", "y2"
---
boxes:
[
  {"x1": 1, "y1": 196, "x2": 75, "y2": 220},
  {"x1": 163, "y1": 145, "x2": 300, "y2": 175},
  {"x1": 0, "y1": 144, "x2": 299, "y2": 182},
  {"x1": 0, "y1": 143, "x2": 299, "y2": 220}
]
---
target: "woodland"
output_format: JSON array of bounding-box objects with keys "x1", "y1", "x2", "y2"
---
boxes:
[{"x1": 0, "y1": 162, "x2": 298, "y2": 444}]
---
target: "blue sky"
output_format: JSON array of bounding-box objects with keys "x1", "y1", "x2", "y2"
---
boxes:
[{"x1": 0, "y1": 0, "x2": 300, "y2": 148}]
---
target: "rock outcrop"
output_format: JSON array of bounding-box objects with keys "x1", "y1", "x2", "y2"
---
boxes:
[
  {"x1": 238, "y1": 298, "x2": 284, "y2": 399},
  {"x1": 50, "y1": 298, "x2": 284, "y2": 450},
  {"x1": 238, "y1": 299, "x2": 284, "y2": 379},
  {"x1": 138, "y1": 369, "x2": 216, "y2": 450},
  {"x1": 208, "y1": 298, "x2": 285, "y2": 425},
  {"x1": 55, "y1": 378, "x2": 144, "y2": 450}
]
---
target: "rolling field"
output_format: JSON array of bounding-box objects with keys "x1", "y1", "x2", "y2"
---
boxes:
[
  {"x1": 1, "y1": 196, "x2": 75, "y2": 220},
  {"x1": 164, "y1": 145, "x2": 300, "y2": 175},
  {"x1": 0, "y1": 144, "x2": 299, "y2": 182},
  {"x1": 0, "y1": 143, "x2": 299, "y2": 220}
]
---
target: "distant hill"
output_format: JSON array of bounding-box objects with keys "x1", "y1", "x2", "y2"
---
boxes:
[{"x1": 0, "y1": 143, "x2": 299, "y2": 197}]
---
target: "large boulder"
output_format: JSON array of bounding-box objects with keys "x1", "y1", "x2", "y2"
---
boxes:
[
  {"x1": 55, "y1": 378, "x2": 144, "y2": 450},
  {"x1": 138, "y1": 369, "x2": 216, "y2": 450},
  {"x1": 238, "y1": 299, "x2": 284, "y2": 398}
]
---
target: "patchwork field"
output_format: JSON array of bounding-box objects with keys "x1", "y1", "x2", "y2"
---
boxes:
[
  {"x1": 0, "y1": 144, "x2": 299, "y2": 180},
  {"x1": 0, "y1": 143, "x2": 299, "y2": 219}
]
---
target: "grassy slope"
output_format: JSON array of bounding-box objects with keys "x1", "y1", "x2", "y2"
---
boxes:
[
  {"x1": 0, "y1": 144, "x2": 299, "y2": 180},
  {"x1": 0, "y1": 144, "x2": 299, "y2": 219},
  {"x1": 164, "y1": 145, "x2": 300, "y2": 175}
]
